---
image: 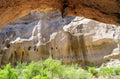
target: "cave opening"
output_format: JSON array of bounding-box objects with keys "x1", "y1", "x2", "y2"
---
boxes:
[{"x1": 0, "y1": 8, "x2": 120, "y2": 67}]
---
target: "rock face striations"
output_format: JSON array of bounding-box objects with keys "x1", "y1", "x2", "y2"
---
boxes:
[
  {"x1": 0, "y1": 12, "x2": 120, "y2": 66},
  {"x1": 0, "y1": 0, "x2": 120, "y2": 27}
]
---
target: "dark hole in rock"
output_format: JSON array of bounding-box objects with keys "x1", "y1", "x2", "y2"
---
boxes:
[
  {"x1": 92, "y1": 18, "x2": 97, "y2": 20},
  {"x1": 22, "y1": 51, "x2": 25, "y2": 62},
  {"x1": 24, "y1": 22, "x2": 29, "y2": 24},
  {"x1": 28, "y1": 46, "x2": 31, "y2": 50},
  {"x1": 37, "y1": 49, "x2": 38, "y2": 52},
  {"x1": 14, "y1": 51, "x2": 17, "y2": 65},
  {"x1": 14, "y1": 51, "x2": 17, "y2": 55},
  {"x1": 9, "y1": 54, "x2": 13, "y2": 62},
  {"x1": 34, "y1": 46, "x2": 36, "y2": 51},
  {"x1": 51, "y1": 54, "x2": 53, "y2": 57},
  {"x1": 56, "y1": 47, "x2": 58, "y2": 49},
  {"x1": 62, "y1": 0, "x2": 68, "y2": 18},
  {"x1": 51, "y1": 47, "x2": 53, "y2": 50},
  {"x1": 113, "y1": 13, "x2": 120, "y2": 19},
  {"x1": 74, "y1": 11, "x2": 77, "y2": 14},
  {"x1": 6, "y1": 44, "x2": 10, "y2": 48},
  {"x1": 22, "y1": 51, "x2": 24, "y2": 54}
]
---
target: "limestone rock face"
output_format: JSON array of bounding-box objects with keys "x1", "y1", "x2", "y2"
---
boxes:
[
  {"x1": 1, "y1": 0, "x2": 120, "y2": 28},
  {"x1": 0, "y1": 12, "x2": 120, "y2": 66}
]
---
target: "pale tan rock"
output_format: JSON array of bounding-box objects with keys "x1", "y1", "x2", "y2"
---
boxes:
[{"x1": 0, "y1": 12, "x2": 120, "y2": 66}]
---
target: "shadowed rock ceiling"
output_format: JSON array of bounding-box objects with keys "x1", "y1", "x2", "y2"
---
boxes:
[{"x1": 0, "y1": 0, "x2": 120, "y2": 27}]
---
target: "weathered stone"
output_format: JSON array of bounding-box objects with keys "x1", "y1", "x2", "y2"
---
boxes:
[{"x1": 0, "y1": 12, "x2": 120, "y2": 66}]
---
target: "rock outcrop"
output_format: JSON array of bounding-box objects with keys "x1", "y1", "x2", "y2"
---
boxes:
[
  {"x1": 0, "y1": 0, "x2": 120, "y2": 28},
  {"x1": 0, "y1": 12, "x2": 120, "y2": 66}
]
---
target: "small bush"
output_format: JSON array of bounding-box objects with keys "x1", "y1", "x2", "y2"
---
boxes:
[
  {"x1": 0, "y1": 58, "x2": 119, "y2": 79},
  {"x1": 88, "y1": 67, "x2": 98, "y2": 76}
]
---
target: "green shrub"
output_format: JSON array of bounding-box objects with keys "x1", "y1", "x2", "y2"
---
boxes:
[
  {"x1": 0, "y1": 58, "x2": 119, "y2": 79},
  {"x1": 98, "y1": 67, "x2": 114, "y2": 76},
  {"x1": 0, "y1": 63, "x2": 18, "y2": 79},
  {"x1": 88, "y1": 67, "x2": 98, "y2": 76}
]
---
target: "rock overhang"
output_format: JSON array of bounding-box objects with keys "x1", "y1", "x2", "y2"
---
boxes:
[{"x1": 0, "y1": 0, "x2": 120, "y2": 28}]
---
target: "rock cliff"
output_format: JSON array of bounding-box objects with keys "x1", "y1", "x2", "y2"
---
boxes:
[
  {"x1": 0, "y1": 0, "x2": 120, "y2": 28},
  {"x1": 0, "y1": 12, "x2": 120, "y2": 66}
]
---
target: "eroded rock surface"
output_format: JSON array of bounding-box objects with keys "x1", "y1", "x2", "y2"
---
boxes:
[
  {"x1": 0, "y1": 12, "x2": 120, "y2": 66},
  {"x1": 1, "y1": 0, "x2": 120, "y2": 27}
]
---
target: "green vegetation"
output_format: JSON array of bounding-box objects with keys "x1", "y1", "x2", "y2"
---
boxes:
[{"x1": 0, "y1": 58, "x2": 120, "y2": 79}]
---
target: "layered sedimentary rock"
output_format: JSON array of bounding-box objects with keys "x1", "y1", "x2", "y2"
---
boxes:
[
  {"x1": 1, "y1": 0, "x2": 120, "y2": 28},
  {"x1": 0, "y1": 12, "x2": 120, "y2": 66}
]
